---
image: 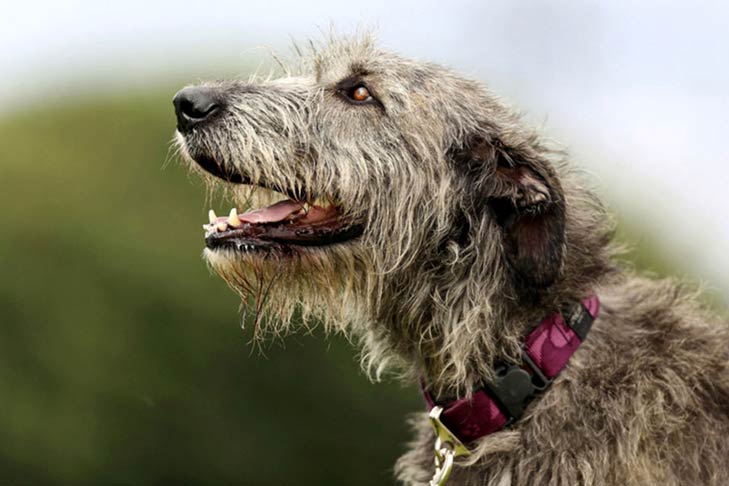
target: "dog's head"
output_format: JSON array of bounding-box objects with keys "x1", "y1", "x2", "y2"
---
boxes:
[{"x1": 175, "y1": 35, "x2": 610, "y2": 391}]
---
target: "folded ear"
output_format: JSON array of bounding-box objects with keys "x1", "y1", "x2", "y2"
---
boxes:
[{"x1": 457, "y1": 137, "x2": 566, "y2": 290}]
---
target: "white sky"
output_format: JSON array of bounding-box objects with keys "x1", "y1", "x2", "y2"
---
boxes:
[{"x1": 2, "y1": 0, "x2": 728, "y2": 292}]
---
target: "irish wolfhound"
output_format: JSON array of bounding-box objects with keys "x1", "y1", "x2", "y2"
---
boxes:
[{"x1": 173, "y1": 34, "x2": 729, "y2": 485}]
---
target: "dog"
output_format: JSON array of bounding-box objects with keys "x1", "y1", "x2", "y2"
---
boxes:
[{"x1": 173, "y1": 34, "x2": 729, "y2": 485}]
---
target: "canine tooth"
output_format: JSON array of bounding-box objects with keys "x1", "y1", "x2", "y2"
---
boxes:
[
  {"x1": 228, "y1": 208, "x2": 242, "y2": 227},
  {"x1": 208, "y1": 209, "x2": 217, "y2": 223},
  {"x1": 216, "y1": 221, "x2": 228, "y2": 232}
]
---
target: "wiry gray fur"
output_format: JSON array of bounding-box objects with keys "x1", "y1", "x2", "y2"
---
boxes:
[{"x1": 176, "y1": 33, "x2": 729, "y2": 485}]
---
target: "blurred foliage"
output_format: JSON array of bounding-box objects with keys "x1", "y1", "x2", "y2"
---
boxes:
[
  {"x1": 0, "y1": 89, "x2": 724, "y2": 485},
  {"x1": 0, "y1": 92, "x2": 419, "y2": 485}
]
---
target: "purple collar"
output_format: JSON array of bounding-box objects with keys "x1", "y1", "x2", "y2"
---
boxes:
[{"x1": 422, "y1": 295, "x2": 600, "y2": 445}]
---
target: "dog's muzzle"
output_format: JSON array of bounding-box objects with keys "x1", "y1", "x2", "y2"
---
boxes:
[{"x1": 173, "y1": 86, "x2": 224, "y2": 133}]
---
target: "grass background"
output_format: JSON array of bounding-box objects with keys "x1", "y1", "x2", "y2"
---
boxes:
[{"x1": 0, "y1": 89, "x2": 725, "y2": 485}]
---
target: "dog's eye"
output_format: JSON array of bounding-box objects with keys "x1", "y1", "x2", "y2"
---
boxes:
[
  {"x1": 351, "y1": 85, "x2": 371, "y2": 102},
  {"x1": 336, "y1": 78, "x2": 380, "y2": 107},
  {"x1": 343, "y1": 84, "x2": 373, "y2": 103}
]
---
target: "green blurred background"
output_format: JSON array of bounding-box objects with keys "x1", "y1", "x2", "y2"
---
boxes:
[
  {"x1": 0, "y1": 91, "x2": 426, "y2": 485},
  {"x1": 2, "y1": 1, "x2": 728, "y2": 484}
]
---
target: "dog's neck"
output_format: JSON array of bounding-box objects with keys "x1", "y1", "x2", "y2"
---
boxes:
[
  {"x1": 388, "y1": 269, "x2": 613, "y2": 402},
  {"x1": 419, "y1": 295, "x2": 599, "y2": 448},
  {"x1": 361, "y1": 186, "x2": 618, "y2": 399}
]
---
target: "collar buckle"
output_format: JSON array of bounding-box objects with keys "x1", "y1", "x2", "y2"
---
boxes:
[{"x1": 487, "y1": 350, "x2": 553, "y2": 423}]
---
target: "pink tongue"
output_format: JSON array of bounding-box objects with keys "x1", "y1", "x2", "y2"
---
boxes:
[
  {"x1": 239, "y1": 199, "x2": 303, "y2": 224},
  {"x1": 298, "y1": 205, "x2": 339, "y2": 223}
]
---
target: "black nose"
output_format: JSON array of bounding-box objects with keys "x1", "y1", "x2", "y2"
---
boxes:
[{"x1": 173, "y1": 87, "x2": 222, "y2": 132}]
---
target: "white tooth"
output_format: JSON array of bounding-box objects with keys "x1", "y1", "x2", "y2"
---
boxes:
[
  {"x1": 216, "y1": 221, "x2": 228, "y2": 232},
  {"x1": 208, "y1": 209, "x2": 217, "y2": 224},
  {"x1": 228, "y1": 208, "x2": 242, "y2": 227}
]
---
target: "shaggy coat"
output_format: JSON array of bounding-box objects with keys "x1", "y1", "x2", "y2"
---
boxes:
[{"x1": 175, "y1": 35, "x2": 729, "y2": 485}]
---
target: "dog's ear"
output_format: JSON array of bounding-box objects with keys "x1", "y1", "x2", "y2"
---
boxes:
[{"x1": 455, "y1": 137, "x2": 566, "y2": 290}]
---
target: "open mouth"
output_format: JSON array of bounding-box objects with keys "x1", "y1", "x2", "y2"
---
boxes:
[
  {"x1": 203, "y1": 196, "x2": 364, "y2": 253},
  {"x1": 185, "y1": 147, "x2": 364, "y2": 253}
]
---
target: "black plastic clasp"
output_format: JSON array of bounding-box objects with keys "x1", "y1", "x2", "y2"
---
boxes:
[
  {"x1": 487, "y1": 351, "x2": 553, "y2": 423},
  {"x1": 564, "y1": 302, "x2": 595, "y2": 341}
]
